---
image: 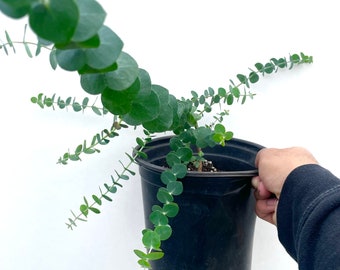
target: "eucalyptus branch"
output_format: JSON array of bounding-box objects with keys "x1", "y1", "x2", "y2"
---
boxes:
[
  {"x1": 31, "y1": 93, "x2": 108, "y2": 116},
  {"x1": 66, "y1": 134, "x2": 151, "y2": 230},
  {"x1": 191, "y1": 52, "x2": 313, "y2": 127},
  {"x1": 134, "y1": 136, "x2": 189, "y2": 268},
  {"x1": 30, "y1": 93, "x2": 123, "y2": 164},
  {"x1": 57, "y1": 119, "x2": 128, "y2": 165},
  {"x1": 1, "y1": 2, "x2": 314, "y2": 268},
  {"x1": 1, "y1": 25, "x2": 52, "y2": 57}
]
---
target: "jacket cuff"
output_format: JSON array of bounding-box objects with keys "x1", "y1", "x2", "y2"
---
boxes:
[{"x1": 277, "y1": 164, "x2": 340, "y2": 260}]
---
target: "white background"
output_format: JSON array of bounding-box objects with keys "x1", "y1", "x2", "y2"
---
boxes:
[{"x1": 1, "y1": 0, "x2": 340, "y2": 269}]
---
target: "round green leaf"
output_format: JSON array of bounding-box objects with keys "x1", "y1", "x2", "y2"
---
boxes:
[
  {"x1": 231, "y1": 87, "x2": 240, "y2": 98},
  {"x1": 122, "y1": 90, "x2": 159, "y2": 125},
  {"x1": 167, "y1": 181, "x2": 183, "y2": 196},
  {"x1": 213, "y1": 95, "x2": 220, "y2": 103},
  {"x1": 149, "y1": 210, "x2": 168, "y2": 226},
  {"x1": 227, "y1": 94, "x2": 234, "y2": 105},
  {"x1": 163, "y1": 202, "x2": 179, "y2": 218},
  {"x1": 175, "y1": 147, "x2": 192, "y2": 162},
  {"x1": 154, "y1": 225, "x2": 172, "y2": 241},
  {"x1": 72, "y1": 0, "x2": 106, "y2": 42},
  {"x1": 193, "y1": 126, "x2": 214, "y2": 148},
  {"x1": 218, "y1": 87, "x2": 227, "y2": 97},
  {"x1": 142, "y1": 230, "x2": 161, "y2": 250},
  {"x1": 80, "y1": 73, "x2": 106, "y2": 95},
  {"x1": 277, "y1": 58, "x2": 287, "y2": 68},
  {"x1": 86, "y1": 26, "x2": 123, "y2": 70},
  {"x1": 225, "y1": 131, "x2": 233, "y2": 140},
  {"x1": 56, "y1": 48, "x2": 86, "y2": 71},
  {"x1": 212, "y1": 133, "x2": 224, "y2": 144},
  {"x1": 237, "y1": 74, "x2": 247, "y2": 84},
  {"x1": 29, "y1": 0, "x2": 79, "y2": 44},
  {"x1": 214, "y1": 123, "x2": 226, "y2": 134},
  {"x1": 249, "y1": 71, "x2": 259, "y2": 83},
  {"x1": 101, "y1": 79, "x2": 140, "y2": 115},
  {"x1": 136, "y1": 69, "x2": 152, "y2": 94},
  {"x1": 142, "y1": 104, "x2": 173, "y2": 132},
  {"x1": 255, "y1": 62, "x2": 264, "y2": 72},
  {"x1": 0, "y1": 0, "x2": 32, "y2": 18},
  {"x1": 80, "y1": 204, "x2": 88, "y2": 217},
  {"x1": 105, "y1": 52, "x2": 139, "y2": 91},
  {"x1": 290, "y1": 54, "x2": 301, "y2": 63},
  {"x1": 151, "y1": 205, "x2": 163, "y2": 212},
  {"x1": 169, "y1": 137, "x2": 184, "y2": 151},
  {"x1": 165, "y1": 152, "x2": 181, "y2": 167},
  {"x1": 171, "y1": 163, "x2": 188, "y2": 178},
  {"x1": 191, "y1": 90, "x2": 198, "y2": 98},
  {"x1": 142, "y1": 85, "x2": 174, "y2": 132},
  {"x1": 157, "y1": 187, "x2": 174, "y2": 204},
  {"x1": 44, "y1": 97, "x2": 53, "y2": 107},
  {"x1": 264, "y1": 62, "x2": 275, "y2": 73},
  {"x1": 160, "y1": 170, "x2": 176, "y2": 185},
  {"x1": 136, "y1": 137, "x2": 145, "y2": 147},
  {"x1": 122, "y1": 69, "x2": 159, "y2": 125}
]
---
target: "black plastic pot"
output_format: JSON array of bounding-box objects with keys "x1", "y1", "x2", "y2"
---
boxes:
[{"x1": 136, "y1": 136, "x2": 263, "y2": 270}]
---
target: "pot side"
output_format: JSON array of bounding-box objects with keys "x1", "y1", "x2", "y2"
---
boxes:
[{"x1": 136, "y1": 136, "x2": 263, "y2": 270}]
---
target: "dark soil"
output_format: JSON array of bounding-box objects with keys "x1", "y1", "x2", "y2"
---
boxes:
[{"x1": 187, "y1": 160, "x2": 218, "y2": 172}]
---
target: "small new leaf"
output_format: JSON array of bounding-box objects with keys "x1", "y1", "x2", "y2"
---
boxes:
[
  {"x1": 136, "y1": 137, "x2": 145, "y2": 147},
  {"x1": 102, "y1": 194, "x2": 112, "y2": 202},
  {"x1": 24, "y1": 42, "x2": 32, "y2": 58},
  {"x1": 249, "y1": 71, "x2": 259, "y2": 83},
  {"x1": 231, "y1": 87, "x2": 240, "y2": 98},
  {"x1": 89, "y1": 207, "x2": 100, "y2": 214},
  {"x1": 92, "y1": 106, "x2": 102, "y2": 115},
  {"x1": 134, "y1": 249, "x2": 147, "y2": 259},
  {"x1": 92, "y1": 195, "x2": 102, "y2": 205},
  {"x1": 146, "y1": 251, "x2": 165, "y2": 260},
  {"x1": 5, "y1": 31, "x2": 13, "y2": 47},
  {"x1": 137, "y1": 259, "x2": 151, "y2": 268},
  {"x1": 80, "y1": 204, "x2": 89, "y2": 217}
]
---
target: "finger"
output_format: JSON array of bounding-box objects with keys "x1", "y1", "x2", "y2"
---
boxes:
[
  {"x1": 254, "y1": 181, "x2": 273, "y2": 200},
  {"x1": 257, "y1": 198, "x2": 278, "y2": 212},
  {"x1": 254, "y1": 148, "x2": 266, "y2": 168},
  {"x1": 254, "y1": 198, "x2": 278, "y2": 226}
]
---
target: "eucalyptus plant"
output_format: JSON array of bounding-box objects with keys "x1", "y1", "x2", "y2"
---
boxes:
[{"x1": 0, "y1": 0, "x2": 313, "y2": 268}]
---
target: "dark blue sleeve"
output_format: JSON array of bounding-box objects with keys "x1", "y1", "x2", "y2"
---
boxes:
[{"x1": 277, "y1": 164, "x2": 340, "y2": 270}]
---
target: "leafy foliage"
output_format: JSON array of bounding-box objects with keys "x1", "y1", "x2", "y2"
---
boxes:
[
  {"x1": 0, "y1": 24, "x2": 49, "y2": 57},
  {"x1": 0, "y1": 1, "x2": 314, "y2": 268},
  {"x1": 31, "y1": 93, "x2": 108, "y2": 115},
  {"x1": 66, "y1": 134, "x2": 152, "y2": 230},
  {"x1": 57, "y1": 126, "x2": 121, "y2": 165}
]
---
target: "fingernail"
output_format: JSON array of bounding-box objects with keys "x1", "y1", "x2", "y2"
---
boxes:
[{"x1": 251, "y1": 176, "x2": 260, "y2": 188}]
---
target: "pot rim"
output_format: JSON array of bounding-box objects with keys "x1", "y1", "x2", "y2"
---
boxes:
[{"x1": 135, "y1": 135, "x2": 261, "y2": 178}]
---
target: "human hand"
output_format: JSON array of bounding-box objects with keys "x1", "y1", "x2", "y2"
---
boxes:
[{"x1": 252, "y1": 147, "x2": 318, "y2": 225}]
